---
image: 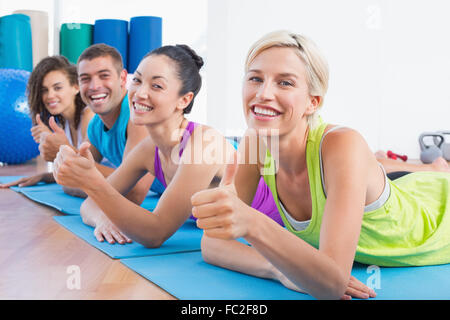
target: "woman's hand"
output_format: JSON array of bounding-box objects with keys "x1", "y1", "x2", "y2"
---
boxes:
[
  {"x1": 192, "y1": 154, "x2": 254, "y2": 239},
  {"x1": 53, "y1": 141, "x2": 102, "y2": 190},
  {"x1": 39, "y1": 116, "x2": 71, "y2": 162},
  {"x1": 341, "y1": 275, "x2": 376, "y2": 300},
  {"x1": 30, "y1": 114, "x2": 52, "y2": 143},
  {"x1": 0, "y1": 172, "x2": 52, "y2": 188},
  {"x1": 273, "y1": 264, "x2": 375, "y2": 299},
  {"x1": 93, "y1": 215, "x2": 133, "y2": 245}
]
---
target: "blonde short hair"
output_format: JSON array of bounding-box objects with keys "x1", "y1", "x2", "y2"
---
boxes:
[{"x1": 245, "y1": 30, "x2": 329, "y2": 129}]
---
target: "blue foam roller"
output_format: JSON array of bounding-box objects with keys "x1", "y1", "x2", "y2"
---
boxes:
[
  {"x1": 93, "y1": 19, "x2": 128, "y2": 70},
  {"x1": 0, "y1": 14, "x2": 33, "y2": 71},
  {"x1": 0, "y1": 69, "x2": 39, "y2": 164},
  {"x1": 128, "y1": 16, "x2": 162, "y2": 73}
]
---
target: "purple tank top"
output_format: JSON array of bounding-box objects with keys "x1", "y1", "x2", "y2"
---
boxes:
[
  {"x1": 251, "y1": 177, "x2": 284, "y2": 226},
  {"x1": 153, "y1": 121, "x2": 197, "y2": 188},
  {"x1": 153, "y1": 121, "x2": 283, "y2": 226}
]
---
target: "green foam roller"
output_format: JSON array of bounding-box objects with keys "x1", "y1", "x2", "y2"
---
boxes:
[{"x1": 60, "y1": 23, "x2": 93, "y2": 64}]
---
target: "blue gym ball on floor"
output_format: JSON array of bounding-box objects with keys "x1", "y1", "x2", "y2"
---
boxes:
[{"x1": 0, "y1": 68, "x2": 39, "y2": 164}]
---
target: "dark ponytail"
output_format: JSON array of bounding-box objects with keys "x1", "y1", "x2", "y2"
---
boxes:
[{"x1": 145, "y1": 44, "x2": 203, "y2": 114}]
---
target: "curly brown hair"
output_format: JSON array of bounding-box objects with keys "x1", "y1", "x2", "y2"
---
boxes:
[{"x1": 27, "y1": 55, "x2": 85, "y2": 129}]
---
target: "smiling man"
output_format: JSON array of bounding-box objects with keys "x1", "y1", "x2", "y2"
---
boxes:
[{"x1": 76, "y1": 44, "x2": 152, "y2": 204}]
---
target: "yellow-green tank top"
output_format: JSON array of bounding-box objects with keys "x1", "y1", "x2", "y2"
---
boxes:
[{"x1": 263, "y1": 120, "x2": 450, "y2": 267}]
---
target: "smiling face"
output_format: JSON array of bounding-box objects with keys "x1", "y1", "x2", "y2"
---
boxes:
[
  {"x1": 78, "y1": 55, "x2": 127, "y2": 116},
  {"x1": 128, "y1": 54, "x2": 193, "y2": 126},
  {"x1": 41, "y1": 70, "x2": 79, "y2": 117},
  {"x1": 243, "y1": 46, "x2": 319, "y2": 136}
]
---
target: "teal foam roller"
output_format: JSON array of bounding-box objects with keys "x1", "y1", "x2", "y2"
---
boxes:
[{"x1": 0, "y1": 14, "x2": 33, "y2": 71}]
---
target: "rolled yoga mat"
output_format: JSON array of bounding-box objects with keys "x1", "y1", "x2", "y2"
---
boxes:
[
  {"x1": 0, "y1": 14, "x2": 32, "y2": 71},
  {"x1": 93, "y1": 19, "x2": 128, "y2": 70},
  {"x1": 60, "y1": 23, "x2": 93, "y2": 64},
  {"x1": 128, "y1": 16, "x2": 162, "y2": 73},
  {"x1": 13, "y1": 10, "x2": 49, "y2": 68}
]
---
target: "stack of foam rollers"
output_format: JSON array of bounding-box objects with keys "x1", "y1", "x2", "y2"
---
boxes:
[{"x1": 0, "y1": 11, "x2": 162, "y2": 73}]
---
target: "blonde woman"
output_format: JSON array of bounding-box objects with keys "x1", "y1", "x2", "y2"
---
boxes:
[{"x1": 191, "y1": 31, "x2": 450, "y2": 300}]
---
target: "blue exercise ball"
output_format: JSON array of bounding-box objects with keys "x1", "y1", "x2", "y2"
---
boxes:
[{"x1": 0, "y1": 68, "x2": 39, "y2": 164}]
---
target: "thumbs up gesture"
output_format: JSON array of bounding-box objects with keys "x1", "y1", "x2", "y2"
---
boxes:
[
  {"x1": 191, "y1": 152, "x2": 251, "y2": 239},
  {"x1": 39, "y1": 116, "x2": 71, "y2": 162},
  {"x1": 53, "y1": 141, "x2": 100, "y2": 189},
  {"x1": 30, "y1": 114, "x2": 52, "y2": 143}
]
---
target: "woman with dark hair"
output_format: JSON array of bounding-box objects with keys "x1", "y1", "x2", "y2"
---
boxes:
[
  {"x1": 52, "y1": 44, "x2": 234, "y2": 246},
  {"x1": 0, "y1": 56, "x2": 94, "y2": 188},
  {"x1": 52, "y1": 43, "x2": 282, "y2": 247}
]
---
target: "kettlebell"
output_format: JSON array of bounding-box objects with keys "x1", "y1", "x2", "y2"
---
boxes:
[
  {"x1": 419, "y1": 132, "x2": 444, "y2": 164},
  {"x1": 433, "y1": 131, "x2": 450, "y2": 161}
]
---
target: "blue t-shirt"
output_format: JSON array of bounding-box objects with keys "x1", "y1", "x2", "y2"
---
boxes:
[{"x1": 87, "y1": 94, "x2": 129, "y2": 168}]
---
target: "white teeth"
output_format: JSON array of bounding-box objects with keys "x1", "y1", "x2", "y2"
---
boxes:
[
  {"x1": 254, "y1": 106, "x2": 278, "y2": 116},
  {"x1": 48, "y1": 101, "x2": 58, "y2": 107},
  {"x1": 134, "y1": 102, "x2": 153, "y2": 112},
  {"x1": 91, "y1": 93, "x2": 107, "y2": 99}
]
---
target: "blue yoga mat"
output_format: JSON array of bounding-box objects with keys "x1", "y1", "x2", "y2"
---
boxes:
[
  {"x1": 20, "y1": 186, "x2": 159, "y2": 215},
  {"x1": 21, "y1": 188, "x2": 84, "y2": 215},
  {"x1": 93, "y1": 19, "x2": 128, "y2": 70},
  {"x1": 0, "y1": 176, "x2": 160, "y2": 215},
  {"x1": 121, "y1": 251, "x2": 312, "y2": 300},
  {"x1": 0, "y1": 175, "x2": 24, "y2": 189},
  {"x1": 351, "y1": 262, "x2": 450, "y2": 300},
  {"x1": 0, "y1": 176, "x2": 63, "y2": 193},
  {"x1": 121, "y1": 251, "x2": 450, "y2": 300},
  {"x1": 128, "y1": 16, "x2": 162, "y2": 73},
  {"x1": 0, "y1": 14, "x2": 33, "y2": 71},
  {"x1": 54, "y1": 215, "x2": 202, "y2": 259}
]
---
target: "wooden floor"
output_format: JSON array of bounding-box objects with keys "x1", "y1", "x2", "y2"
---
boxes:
[{"x1": 0, "y1": 157, "x2": 175, "y2": 300}]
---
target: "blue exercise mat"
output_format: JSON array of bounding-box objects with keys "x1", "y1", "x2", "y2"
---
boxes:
[
  {"x1": 128, "y1": 16, "x2": 162, "y2": 73},
  {"x1": 0, "y1": 14, "x2": 33, "y2": 71},
  {"x1": 0, "y1": 179, "x2": 87, "y2": 215},
  {"x1": 21, "y1": 186, "x2": 160, "y2": 215},
  {"x1": 0, "y1": 176, "x2": 63, "y2": 193},
  {"x1": 0, "y1": 176, "x2": 160, "y2": 215},
  {"x1": 0, "y1": 176, "x2": 60, "y2": 189},
  {"x1": 21, "y1": 187, "x2": 84, "y2": 215},
  {"x1": 121, "y1": 251, "x2": 312, "y2": 300},
  {"x1": 54, "y1": 215, "x2": 202, "y2": 259},
  {"x1": 0, "y1": 175, "x2": 24, "y2": 187},
  {"x1": 94, "y1": 19, "x2": 128, "y2": 70},
  {"x1": 351, "y1": 262, "x2": 450, "y2": 300},
  {"x1": 121, "y1": 251, "x2": 450, "y2": 300}
]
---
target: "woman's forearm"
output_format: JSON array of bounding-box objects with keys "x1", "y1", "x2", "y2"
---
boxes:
[
  {"x1": 201, "y1": 234, "x2": 308, "y2": 294},
  {"x1": 62, "y1": 186, "x2": 87, "y2": 198},
  {"x1": 201, "y1": 235, "x2": 275, "y2": 280},
  {"x1": 81, "y1": 176, "x2": 164, "y2": 247},
  {"x1": 245, "y1": 211, "x2": 348, "y2": 299},
  {"x1": 80, "y1": 197, "x2": 105, "y2": 227}
]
